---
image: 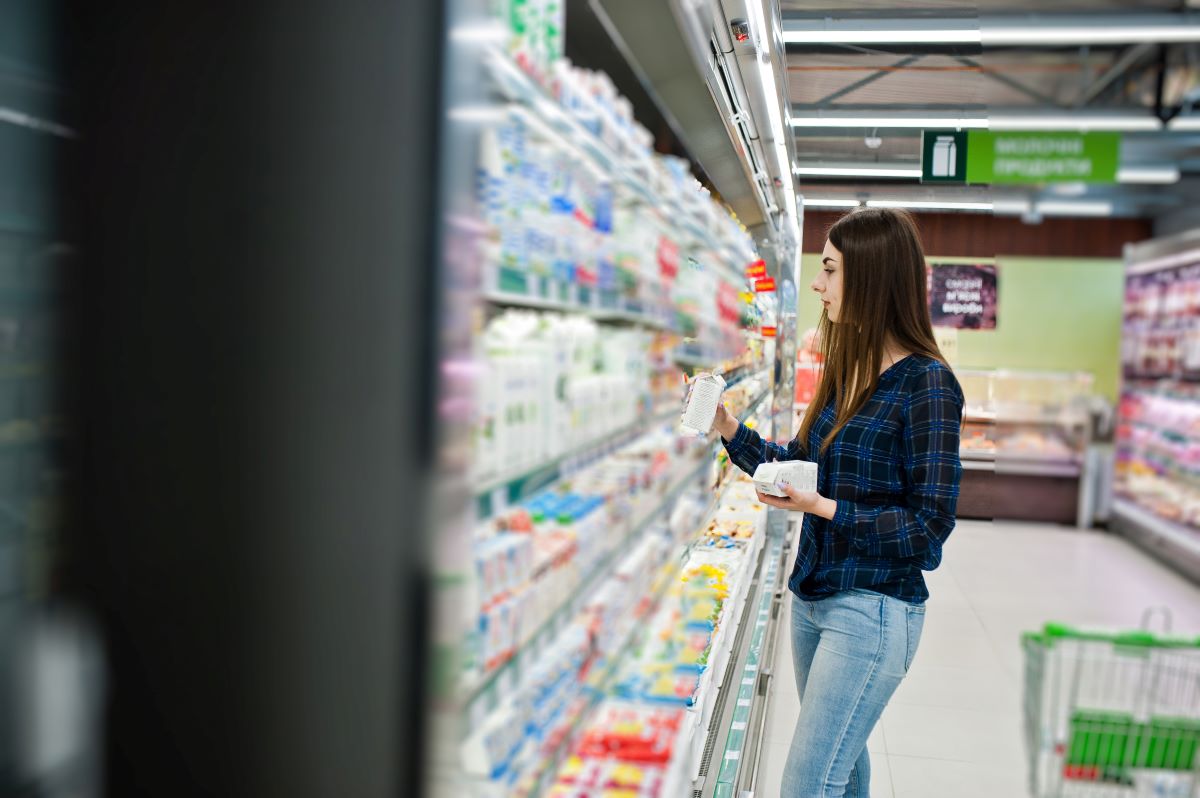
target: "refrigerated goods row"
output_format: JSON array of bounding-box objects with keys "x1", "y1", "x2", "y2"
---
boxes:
[
  {"x1": 1113, "y1": 239, "x2": 1200, "y2": 580},
  {"x1": 1122, "y1": 260, "x2": 1200, "y2": 381},
  {"x1": 461, "y1": 396, "x2": 775, "y2": 797},
  {"x1": 1116, "y1": 386, "x2": 1200, "y2": 528}
]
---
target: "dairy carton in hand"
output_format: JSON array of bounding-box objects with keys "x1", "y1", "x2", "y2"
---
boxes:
[{"x1": 752, "y1": 461, "x2": 818, "y2": 497}]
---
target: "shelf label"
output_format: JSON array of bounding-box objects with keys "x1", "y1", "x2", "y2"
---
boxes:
[
  {"x1": 761, "y1": 326, "x2": 777, "y2": 338},
  {"x1": 754, "y1": 277, "x2": 776, "y2": 292},
  {"x1": 745, "y1": 259, "x2": 767, "y2": 279}
]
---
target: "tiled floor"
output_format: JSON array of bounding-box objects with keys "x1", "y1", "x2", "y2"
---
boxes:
[{"x1": 753, "y1": 520, "x2": 1200, "y2": 798}]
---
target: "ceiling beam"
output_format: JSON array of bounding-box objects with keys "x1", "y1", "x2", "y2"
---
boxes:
[
  {"x1": 1074, "y1": 43, "x2": 1157, "y2": 107},
  {"x1": 954, "y1": 56, "x2": 1063, "y2": 108},
  {"x1": 811, "y1": 55, "x2": 924, "y2": 107}
]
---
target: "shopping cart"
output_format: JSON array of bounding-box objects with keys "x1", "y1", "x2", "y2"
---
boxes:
[{"x1": 1023, "y1": 610, "x2": 1200, "y2": 797}]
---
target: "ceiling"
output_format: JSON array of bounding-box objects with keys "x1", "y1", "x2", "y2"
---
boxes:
[{"x1": 780, "y1": 1, "x2": 1200, "y2": 220}]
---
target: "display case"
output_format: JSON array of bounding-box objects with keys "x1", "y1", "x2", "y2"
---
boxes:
[
  {"x1": 956, "y1": 369, "x2": 1094, "y2": 525},
  {"x1": 1112, "y1": 230, "x2": 1200, "y2": 583}
]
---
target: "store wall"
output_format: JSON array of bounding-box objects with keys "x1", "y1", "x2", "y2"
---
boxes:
[{"x1": 795, "y1": 254, "x2": 1126, "y2": 402}]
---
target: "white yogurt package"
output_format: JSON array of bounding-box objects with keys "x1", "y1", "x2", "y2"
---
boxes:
[{"x1": 752, "y1": 461, "x2": 818, "y2": 497}]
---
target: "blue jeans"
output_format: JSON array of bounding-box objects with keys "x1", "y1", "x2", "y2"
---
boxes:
[{"x1": 781, "y1": 589, "x2": 925, "y2": 797}]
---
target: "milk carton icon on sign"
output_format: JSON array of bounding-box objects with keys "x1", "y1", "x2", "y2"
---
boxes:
[{"x1": 932, "y1": 135, "x2": 957, "y2": 178}]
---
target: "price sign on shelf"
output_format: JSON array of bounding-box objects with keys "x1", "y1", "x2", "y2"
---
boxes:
[
  {"x1": 761, "y1": 326, "x2": 777, "y2": 338},
  {"x1": 754, "y1": 277, "x2": 776, "y2": 293},
  {"x1": 745, "y1": 259, "x2": 767, "y2": 279}
]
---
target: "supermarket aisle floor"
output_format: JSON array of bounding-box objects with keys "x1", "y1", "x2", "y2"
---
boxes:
[{"x1": 753, "y1": 520, "x2": 1200, "y2": 798}]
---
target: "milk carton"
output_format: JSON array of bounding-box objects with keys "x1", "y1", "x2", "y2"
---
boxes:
[
  {"x1": 752, "y1": 461, "x2": 818, "y2": 497},
  {"x1": 679, "y1": 373, "x2": 725, "y2": 436}
]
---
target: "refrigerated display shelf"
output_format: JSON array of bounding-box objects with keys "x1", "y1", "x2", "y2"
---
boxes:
[
  {"x1": 479, "y1": 47, "x2": 749, "y2": 289},
  {"x1": 494, "y1": 393, "x2": 775, "y2": 795},
  {"x1": 1112, "y1": 497, "x2": 1200, "y2": 583},
  {"x1": 462, "y1": 450, "x2": 715, "y2": 716},
  {"x1": 474, "y1": 406, "x2": 678, "y2": 504},
  {"x1": 515, "y1": 454, "x2": 770, "y2": 797},
  {"x1": 528, "y1": 448, "x2": 774, "y2": 798},
  {"x1": 475, "y1": 383, "x2": 767, "y2": 514},
  {"x1": 480, "y1": 288, "x2": 677, "y2": 332}
]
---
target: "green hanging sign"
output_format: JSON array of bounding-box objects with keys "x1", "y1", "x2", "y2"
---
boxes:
[
  {"x1": 921, "y1": 130, "x2": 1122, "y2": 184},
  {"x1": 966, "y1": 131, "x2": 1120, "y2": 184}
]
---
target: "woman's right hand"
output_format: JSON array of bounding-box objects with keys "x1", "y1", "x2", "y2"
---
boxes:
[{"x1": 713, "y1": 401, "x2": 738, "y2": 441}]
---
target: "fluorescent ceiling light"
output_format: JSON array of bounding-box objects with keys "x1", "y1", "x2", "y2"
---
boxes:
[
  {"x1": 783, "y1": 29, "x2": 980, "y2": 44},
  {"x1": 1168, "y1": 116, "x2": 1200, "y2": 131},
  {"x1": 1117, "y1": 165, "x2": 1180, "y2": 184},
  {"x1": 782, "y1": 21, "x2": 1200, "y2": 47},
  {"x1": 794, "y1": 165, "x2": 921, "y2": 178},
  {"x1": 866, "y1": 200, "x2": 994, "y2": 211},
  {"x1": 1035, "y1": 200, "x2": 1113, "y2": 217},
  {"x1": 993, "y1": 199, "x2": 1033, "y2": 215},
  {"x1": 791, "y1": 116, "x2": 987, "y2": 129},
  {"x1": 983, "y1": 26, "x2": 1200, "y2": 46},
  {"x1": 790, "y1": 114, "x2": 1160, "y2": 131},
  {"x1": 991, "y1": 114, "x2": 1161, "y2": 131},
  {"x1": 801, "y1": 198, "x2": 863, "y2": 207}
]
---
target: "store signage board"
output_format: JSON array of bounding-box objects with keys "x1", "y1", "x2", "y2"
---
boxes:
[
  {"x1": 922, "y1": 130, "x2": 1120, "y2": 184},
  {"x1": 928, "y1": 261, "x2": 997, "y2": 330},
  {"x1": 966, "y1": 131, "x2": 1119, "y2": 184},
  {"x1": 921, "y1": 130, "x2": 968, "y2": 184}
]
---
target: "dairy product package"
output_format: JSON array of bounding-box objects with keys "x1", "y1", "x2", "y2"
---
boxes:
[
  {"x1": 679, "y1": 373, "x2": 725, "y2": 436},
  {"x1": 752, "y1": 461, "x2": 818, "y2": 497}
]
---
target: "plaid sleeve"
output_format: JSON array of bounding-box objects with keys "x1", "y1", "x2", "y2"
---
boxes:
[
  {"x1": 722, "y1": 423, "x2": 804, "y2": 478},
  {"x1": 828, "y1": 364, "x2": 963, "y2": 570}
]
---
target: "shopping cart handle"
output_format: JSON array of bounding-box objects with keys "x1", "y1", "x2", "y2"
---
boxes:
[{"x1": 1139, "y1": 605, "x2": 1173, "y2": 635}]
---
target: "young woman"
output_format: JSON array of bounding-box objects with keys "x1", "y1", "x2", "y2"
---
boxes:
[{"x1": 711, "y1": 208, "x2": 963, "y2": 797}]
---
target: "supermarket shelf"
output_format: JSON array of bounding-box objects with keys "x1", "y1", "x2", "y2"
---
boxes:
[
  {"x1": 522, "y1": 466, "x2": 747, "y2": 796},
  {"x1": 1111, "y1": 497, "x2": 1200, "y2": 583},
  {"x1": 479, "y1": 47, "x2": 748, "y2": 289},
  {"x1": 462, "y1": 449, "x2": 715, "y2": 713},
  {"x1": 962, "y1": 460, "x2": 995, "y2": 472},
  {"x1": 481, "y1": 288, "x2": 676, "y2": 332},
  {"x1": 725, "y1": 367, "x2": 768, "y2": 391},
  {"x1": 474, "y1": 406, "x2": 678, "y2": 504},
  {"x1": 961, "y1": 450, "x2": 996, "y2": 462}
]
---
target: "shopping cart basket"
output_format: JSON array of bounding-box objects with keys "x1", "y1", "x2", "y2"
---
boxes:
[{"x1": 1023, "y1": 610, "x2": 1200, "y2": 797}]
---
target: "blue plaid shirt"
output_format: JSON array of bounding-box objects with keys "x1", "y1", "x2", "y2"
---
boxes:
[{"x1": 725, "y1": 355, "x2": 963, "y2": 604}]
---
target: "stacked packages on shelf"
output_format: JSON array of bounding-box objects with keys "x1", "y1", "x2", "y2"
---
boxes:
[
  {"x1": 475, "y1": 309, "x2": 662, "y2": 482},
  {"x1": 1121, "y1": 261, "x2": 1200, "y2": 381},
  {"x1": 477, "y1": 105, "x2": 752, "y2": 361},
  {"x1": 1117, "y1": 253, "x2": 1200, "y2": 529},
  {"x1": 463, "y1": 513, "x2": 682, "y2": 794},
  {"x1": 543, "y1": 472, "x2": 769, "y2": 797},
  {"x1": 467, "y1": 428, "x2": 709, "y2": 682},
  {"x1": 1117, "y1": 388, "x2": 1200, "y2": 528}
]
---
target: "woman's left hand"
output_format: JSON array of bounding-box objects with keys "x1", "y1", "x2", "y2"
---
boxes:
[{"x1": 755, "y1": 486, "x2": 838, "y2": 520}]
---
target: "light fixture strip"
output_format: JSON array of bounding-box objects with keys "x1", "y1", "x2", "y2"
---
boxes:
[
  {"x1": 794, "y1": 165, "x2": 921, "y2": 178},
  {"x1": 866, "y1": 200, "x2": 995, "y2": 211},
  {"x1": 790, "y1": 114, "x2": 1161, "y2": 131}
]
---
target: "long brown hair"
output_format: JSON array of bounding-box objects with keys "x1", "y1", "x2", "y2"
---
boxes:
[{"x1": 798, "y1": 207, "x2": 947, "y2": 454}]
